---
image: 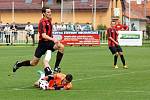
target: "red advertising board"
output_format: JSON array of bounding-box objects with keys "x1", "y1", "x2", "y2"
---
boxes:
[{"x1": 53, "y1": 34, "x2": 100, "y2": 46}]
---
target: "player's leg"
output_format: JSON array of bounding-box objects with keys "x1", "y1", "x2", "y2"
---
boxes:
[
  {"x1": 109, "y1": 46, "x2": 118, "y2": 68},
  {"x1": 117, "y1": 46, "x2": 128, "y2": 69},
  {"x1": 13, "y1": 56, "x2": 40, "y2": 72},
  {"x1": 13, "y1": 45, "x2": 45, "y2": 72},
  {"x1": 34, "y1": 70, "x2": 45, "y2": 87},
  {"x1": 114, "y1": 53, "x2": 119, "y2": 68},
  {"x1": 43, "y1": 50, "x2": 53, "y2": 76},
  {"x1": 53, "y1": 42, "x2": 64, "y2": 73}
]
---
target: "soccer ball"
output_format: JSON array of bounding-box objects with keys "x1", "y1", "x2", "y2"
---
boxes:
[{"x1": 39, "y1": 79, "x2": 49, "y2": 90}]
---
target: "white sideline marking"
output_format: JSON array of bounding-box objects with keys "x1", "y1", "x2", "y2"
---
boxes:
[{"x1": 2, "y1": 69, "x2": 150, "y2": 92}]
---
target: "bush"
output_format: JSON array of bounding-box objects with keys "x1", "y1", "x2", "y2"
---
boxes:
[{"x1": 97, "y1": 24, "x2": 107, "y2": 30}]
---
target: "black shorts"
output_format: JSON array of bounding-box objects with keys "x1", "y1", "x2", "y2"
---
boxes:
[
  {"x1": 34, "y1": 40, "x2": 55, "y2": 58},
  {"x1": 109, "y1": 46, "x2": 123, "y2": 55}
]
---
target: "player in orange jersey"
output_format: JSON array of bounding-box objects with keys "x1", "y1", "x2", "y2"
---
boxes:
[{"x1": 34, "y1": 70, "x2": 73, "y2": 90}]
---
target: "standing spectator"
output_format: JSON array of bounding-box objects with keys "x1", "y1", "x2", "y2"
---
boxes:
[
  {"x1": 4, "y1": 23, "x2": 11, "y2": 45},
  {"x1": 66, "y1": 22, "x2": 74, "y2": 31},
  {"x1": 131, "y1": 23, "x2": 137, "y2": 31},
  {"x1": 0, "y1": 21, "x2": 4, "y2": 42},
  {"x1": 53, "y1": 22, "x2": 58, "y2": 31},
  {"x1": 61, "y1": 22, "x2": 67, "y2": 31},
  {"x1": 83, "y1": 23, "x2": 92, "y2": 31},
  {"x1": 107, "y1": 21, "x2": 128, "y2": 69},
  {"x1": 57, "y1": 23, "x2": 62, "y2": 31},
  {"x1": 10, "y1": 22, "x2": 18, "y2": 45},
  {"x1": 25, "y1": 22, "x2": 35, "y2": 46},
  {"x1": 74, "y1": 23, "x2": 82, "y2": 31}
]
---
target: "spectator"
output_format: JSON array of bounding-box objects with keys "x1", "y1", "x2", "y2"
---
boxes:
[
  {"x1": 61, "y1": 22, "x2": 67, "y2": 31},
  {"x1": 66, "y1": 22, "x2": 75, "y2": 31},
  {"x1": 56, "y1": 23, "x2": 62, "y2": 31},
  {"x1": 4, "y1": 23, "x2": 11, "y2": 45},
  {"x1": 131, "y1": 23, "x2": 137, "y2": 31},
  {"x1": 74, "y1": 23, "x2": 82, "y2": 31},
  {"x1": 10, "y1": 22, "x2": 18, "y2": 45},
  {"x1": 82, "y1": 23, "x2": 92, "y2": 31},
  {"x1": 0, "y1": 21, "x2": 4, "y2": 42},
  {"x1": 53, "y1": 22, "x2": 58, "y2": 31},
  {"x1": 25, "y1": 22, "x2": 35, "y2": 46}
]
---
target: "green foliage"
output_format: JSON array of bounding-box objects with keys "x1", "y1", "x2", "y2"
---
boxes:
[{"x1": 97, "y1": 24, "x2": 107, "y2": 30}]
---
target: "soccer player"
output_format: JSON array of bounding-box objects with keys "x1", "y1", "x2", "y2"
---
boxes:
[
  {"x1": 34, "y1": 70, "x2": 73, "y2": 90},
  {"x1": 13, "y1": 7, "x2": 64, "y2": 75},
  {"x1": 114, "y1": 20, "x2": 123, "y2": 31},
  {"x1": 122, "y1": 23, "x2": 129, "y2": 31},
  {"x1": 107, "y1": 21, "x2": 128, "y2": 69}
]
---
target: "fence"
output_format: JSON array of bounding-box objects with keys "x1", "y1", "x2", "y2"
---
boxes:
[
  {"x1": 0, "y1": 30, "x2": 38, "y2": 45},
  {"x1": 0, "y1": 30, "x2": 149, "y2": 46}
]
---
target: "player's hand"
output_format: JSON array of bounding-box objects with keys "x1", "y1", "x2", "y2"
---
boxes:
[{"x1": 116, "y1": 45, "x2": 120, "y2": 48}]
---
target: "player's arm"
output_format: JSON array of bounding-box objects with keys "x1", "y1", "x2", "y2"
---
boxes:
[
  {"x1": 107, "y1": 28, "x2": 119, "y2": 46},
  {"x1": 108, "y1": 37, "x2": 119, "y2": 46},
  {"x1": 63, "y1": 83, "x2": 72, "y2": 90}
]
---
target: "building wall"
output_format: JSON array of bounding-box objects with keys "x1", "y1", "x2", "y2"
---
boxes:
[
  {"x1": 0, "y1": 10, "x2": 41, "y2": 24},
  {"x1": 0, "y1": 0, "x2": 123, "y2": 29}
]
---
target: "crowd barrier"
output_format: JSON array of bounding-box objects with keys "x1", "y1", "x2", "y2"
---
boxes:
[
  {"x1": 0, "y1": 30, "x2": 108, "y2": 46},
  {"x1": 0, "y1": 30, "x2": 38, "y2": 45}
]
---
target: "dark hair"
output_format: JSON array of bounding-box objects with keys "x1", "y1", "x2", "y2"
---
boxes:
[
  {"x1": 66, "y1": 74, "x2": 73, "y2": 82},
  {"x1": 42, "y1": 7, "x2": 50, "y2": 13}
]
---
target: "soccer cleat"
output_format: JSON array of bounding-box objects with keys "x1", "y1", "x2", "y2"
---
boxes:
[
  {"x1": 54, "y1": 67, "x2": 61, "y2": 73},
  {"x1": 113, "y1": 65, "x2": 118, "y2": 69},
  {"x1": 13, "y1": 61, "x2": 20, "y2": 72},
  {"x1": 123, "y1": 65, "x2": 128, "y2": 69}
]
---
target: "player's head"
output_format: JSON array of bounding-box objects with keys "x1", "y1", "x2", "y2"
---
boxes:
[
  {"x1": 65, "y1": 74, "x2": 73, "y2": 83},
  {"x1": 117, "y1": 19, "x2": 121, "y2": 24},
  {"x1": 111, "y1": 21, "x2": 116, "y2": 27},
  {"x1": 42, "y1": 7, "x2": 51, "y2": 19}
]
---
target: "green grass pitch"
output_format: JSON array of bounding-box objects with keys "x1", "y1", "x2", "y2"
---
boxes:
[{"x1": 0, "y1": 45, "x2": 150, "y2": 100}]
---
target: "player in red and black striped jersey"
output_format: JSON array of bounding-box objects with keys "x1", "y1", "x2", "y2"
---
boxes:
[
  {"x1": 114, "y1": 20, "x2": 123, "y2": 31},
  {"x1": 13, "y1": 7, "x2": 64, "y2": 75},
  {"x1": 107, "y1": 21, "x2": 128, "y2": 69}
]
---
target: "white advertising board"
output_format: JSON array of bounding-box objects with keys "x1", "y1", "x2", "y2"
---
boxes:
[{"x1": 118, "y1": 31, "x2": 143, "y2": 46}]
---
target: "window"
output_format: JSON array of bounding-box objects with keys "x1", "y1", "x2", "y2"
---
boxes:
[
  {"x1": 25, "y1": 0, "x2": 32, "y2": 4},
  {"x1": 81, "y1": 0, "x2": 88, "y2": 3},
  {"x1": 48, "y1": 0, "x2": 53, "y2": 5}
]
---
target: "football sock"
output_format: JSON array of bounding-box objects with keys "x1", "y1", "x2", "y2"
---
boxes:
[
  {"x1": 114, "y1": 55, "x2": 118, "y2": 66},
  {"x1": 54, "y1": 51, "x2": 63, "y2": 68},
  {"x1": 17, "y1": 60, "x2": 31, "y2": 67},
  {"x1": 120, "y1": 55, "x2": 126, "y2": 66},
  {"x1": 44, "y1": 67, "x2": 52, "y2": 76}
]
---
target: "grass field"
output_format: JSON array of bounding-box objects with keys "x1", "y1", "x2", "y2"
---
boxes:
[{"x1": 0, "y1": 45, "x2": 150, "y2": 100}]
